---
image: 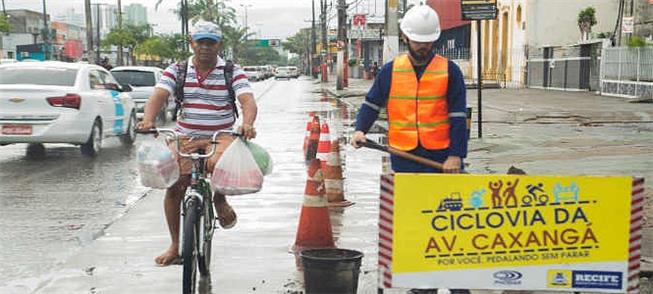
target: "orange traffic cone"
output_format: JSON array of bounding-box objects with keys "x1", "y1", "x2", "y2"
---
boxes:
[
  {"x1": 324, "y1": 140, "x2": 353, "y2": 207},
  {"x1": 304, "y1": 116, "x2": 320, "y2": 165},
  {"x1": 316, "y1": 122, "x2": 331, "y2": 170},
  {"x1": 292, "y1": 159, "x2": 335, "y2": 252},
  {"x1": 302, "y1": 113, "x2": 315, "y2": 157}
]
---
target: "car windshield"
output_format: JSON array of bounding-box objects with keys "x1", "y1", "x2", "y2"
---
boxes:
[
  {"x1": 111, "y1": 70, "x2": 156, "y2": 87},
  {"x1": 243, "y1": 67, "x2": 257, "y2": 72},
  {"x1": 0, "y1": 67, "x2": 78, "y2": 86}
]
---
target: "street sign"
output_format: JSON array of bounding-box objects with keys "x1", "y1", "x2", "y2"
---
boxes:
[
  {"x1": 378, "y1": 174, "x2": 642, "y2": 292},
  {"x1": 268, "y1": 39, "x2": 280, "y2": 47},
  {"x1": 253, "y1": 39, "x2": 269, "y2": 47},
  {"x1": 461, "y1": 0, "x2": 497, "y2": 20},
  {"x1": 353, "y1": 14, "x2": 366, "y2": 26},
  {"x1": 622, "y1": 17, "x2": 634, "y2": 34}
]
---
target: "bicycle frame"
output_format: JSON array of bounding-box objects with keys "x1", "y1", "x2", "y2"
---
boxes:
[{"x1": 137, "y1": 128, "x2": 236, "y2": 294}]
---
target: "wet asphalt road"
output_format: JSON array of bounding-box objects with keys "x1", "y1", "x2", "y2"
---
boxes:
[{"x1": 0, "y1": 77, "x2": 386, "y2": 293}]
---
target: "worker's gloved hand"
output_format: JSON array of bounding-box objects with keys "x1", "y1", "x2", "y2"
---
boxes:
[{"x1": 351, "y1": 131, "x2": 367, "y2": 149}]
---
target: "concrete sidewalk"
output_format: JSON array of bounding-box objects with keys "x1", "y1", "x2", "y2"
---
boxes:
[{"x1": 322, "y1": 78, "x2": 653, "y2": 268}]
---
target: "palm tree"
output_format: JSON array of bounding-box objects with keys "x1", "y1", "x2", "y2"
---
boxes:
[
  {"x1": 154, "y1": 0, "x2": 247, "y2": 62},
  {"x1": 577, "y1": 7, "x2": 597, "y2": 41}
]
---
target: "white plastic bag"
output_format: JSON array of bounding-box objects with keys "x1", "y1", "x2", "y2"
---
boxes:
[
  {"x1": 211, "y1": 137, "x2": 263, "y2": 195},
  {"x1": 137, "y1": 141, "x2": 180, "y2": 189}
]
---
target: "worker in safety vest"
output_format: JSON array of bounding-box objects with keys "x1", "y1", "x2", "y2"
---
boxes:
[{"x1": 351, "y1": 5, "x2": 468, "y2": 174}]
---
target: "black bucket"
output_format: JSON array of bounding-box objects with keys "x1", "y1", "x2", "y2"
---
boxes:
[{"x1": 300, "y1": 248, "x2": 364, "y2": 294}]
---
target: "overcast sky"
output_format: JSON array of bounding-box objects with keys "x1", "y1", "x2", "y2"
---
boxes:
[{"x1": 3, "y1": 0, "x2": 391, "y2": 39}]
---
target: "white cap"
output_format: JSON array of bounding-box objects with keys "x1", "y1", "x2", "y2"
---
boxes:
[
  {"x1": 400, "y1": 5, "x2": 441, "y2": 42},
  {"x1": 191, "y1": 21, "x2": 222, "y2": 42}
]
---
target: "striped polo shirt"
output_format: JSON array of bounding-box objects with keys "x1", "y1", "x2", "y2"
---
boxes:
[{"x1": 155, "y1": 56, "x2": 252, "y2": 137}]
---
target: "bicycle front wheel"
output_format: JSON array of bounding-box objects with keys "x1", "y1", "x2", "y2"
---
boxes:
[
  {"x1": 182, "y1": 198, "x2": 200, "y2": 294},
  {"x1": 198, "y1": 201, "x2": 213, "y2": 276}
]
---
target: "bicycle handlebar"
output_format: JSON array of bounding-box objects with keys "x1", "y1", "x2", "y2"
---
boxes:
[{"x1": 137, "y1": 128, "x2": 240, "y2": 159}]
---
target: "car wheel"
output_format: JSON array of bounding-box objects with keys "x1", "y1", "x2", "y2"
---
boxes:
[
  {"x1": 26, "y1": 143, "x2": 46, "y2": 158},
  {"x1": 81, "y1": 120, "x2": 102, "y2": 157},
  {"x1": 120, "y1": 112, "x2": 137, "y2": 147}
]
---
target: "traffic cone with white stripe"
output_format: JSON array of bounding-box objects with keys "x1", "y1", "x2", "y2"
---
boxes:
[
  {"x1": 324, "y1": 140, "x2": 353, "y2": 207},
  {"x1": 302, "y1": 113, "x2": 315, "y2": 157},
  {"x1": 304, "y1": 116, "x2": 320, "y2": 165},
  {"x1": 316, "y1": 122, "x2": 331, "y2": 170},
  {"x1": 292, "y1": 159, "x2": 335, "y2": 252}
]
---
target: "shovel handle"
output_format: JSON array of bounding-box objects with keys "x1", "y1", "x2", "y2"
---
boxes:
[{"x1": 360, "y1": 139, "x2": 444, "y2": 171}]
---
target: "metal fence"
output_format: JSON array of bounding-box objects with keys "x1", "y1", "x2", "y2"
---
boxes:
[
  {"x1": 601, "y1": 47, "x2": 653, "y2": 99},
  {"x1": 434, "y1": 47, "x2": 471, "y2": 61}
]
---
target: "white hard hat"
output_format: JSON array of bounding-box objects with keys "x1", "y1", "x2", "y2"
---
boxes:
[{"x1": 400, "y1": 5, "x2": 441, "y2": 42}]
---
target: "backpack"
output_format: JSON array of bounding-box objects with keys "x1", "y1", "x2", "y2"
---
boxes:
[{"x1": 172, "y1": 60, "x2": 238, "y2": 121}]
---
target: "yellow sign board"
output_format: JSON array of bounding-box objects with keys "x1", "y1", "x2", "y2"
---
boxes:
[{"x1": 380, "y1": 174, "x2": 640, "y2": 292}]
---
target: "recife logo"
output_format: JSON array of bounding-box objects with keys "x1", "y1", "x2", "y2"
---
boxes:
[
  {"x1": 572, "y1": 271, "x2": 622, "y2": 290},
  {"x1": 493, "y1": 270, "x2": 523, "y2": 285},
  {"x1": 547, "y1": 270, "x2": 572, "y2": 288}
]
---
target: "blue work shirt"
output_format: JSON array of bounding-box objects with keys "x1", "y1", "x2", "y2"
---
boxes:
[{"x1": 355, "y1": 55, "x2": 468, "y2": 173}]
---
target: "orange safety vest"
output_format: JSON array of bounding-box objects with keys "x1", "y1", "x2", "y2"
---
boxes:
[{"x1": 387, "y1": 54, "x2": 450, "y2": 151}]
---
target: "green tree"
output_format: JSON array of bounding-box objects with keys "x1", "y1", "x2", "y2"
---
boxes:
[
  {"x1": 578, "y1": 7, "x2": 597, "y2": 40},
  {"x1": 221, "y1": 25, "x2": 251, "y2": 62},
  {"x1": 0, "y1": 15, "x2": 11, "y2": 33},
  {"x1": 135, "y1": 36, "x2": 171, "y2": 62},
  {"x1": 125, "y1": 24, "x2": 152, "y2": 64},
  {"x1": 161, "y1": 33, "x2": 192, "y2": 61},
  {"x1": 103, "y1": 29, "x2": 136, "y2": 64},
  {"x1": 283, "y1": 28, "x2": 311, "y2": 56},
  {"x1": 156, "y1": 0, "x2": 246, "y2": 63},
  {"x1": 283, "y1": 28, "x2": 311, "y2": 69},
  {"x1": 243, "y1": 46, "x2": 283, "y2": 66},
  {"x1": 627, "y1": 36, "x2": 649, "y2": 48}
]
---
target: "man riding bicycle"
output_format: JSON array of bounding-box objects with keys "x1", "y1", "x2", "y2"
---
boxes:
[{"x1": 137, "y1": 20, "x2": 258, "y2": 266}]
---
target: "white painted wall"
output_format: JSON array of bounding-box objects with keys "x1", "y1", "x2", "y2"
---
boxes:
[{"x1": 527, "y1": 0, "x2": 619, "y2": 48}]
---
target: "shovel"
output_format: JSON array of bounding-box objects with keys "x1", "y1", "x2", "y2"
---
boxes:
[
  {"x1": 360, "y1": 139, "x2": 526, "y2": 175},
  {"x1": 359, "y1": 139, "x2": 444, "y2": 171}
]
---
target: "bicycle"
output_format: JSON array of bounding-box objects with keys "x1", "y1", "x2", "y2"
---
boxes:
[{"x1": 137, "y1": 128, "x2": 237, "y2": 294}]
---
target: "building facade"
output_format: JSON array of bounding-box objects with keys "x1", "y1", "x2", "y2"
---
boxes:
[
  {"x1": 55, "y1": 8, "x2": 85, "y2": 27},
  {"x1": 1, "y1": 9, "x2": 51, "y2": 59},
  {"x1": 91, "y1": 4, "x2": 118, "y2": 38},
  {"x1": 466, "y1": 0, "x2": 620, "y2": 88},
  {"x1": 51, "y1": 21, "x2": 86, "y2": 61},
  {"x1": 124, "y1": 3, "x2": 148, "y2": 26}
]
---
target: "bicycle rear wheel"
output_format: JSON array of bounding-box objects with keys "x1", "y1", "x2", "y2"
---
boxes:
[{"x1": 182, "y1": 198, "x2": 200, "y2": 294}]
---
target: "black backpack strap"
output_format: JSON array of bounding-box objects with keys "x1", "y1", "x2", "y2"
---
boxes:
[
  {"x1": 172, "y1": 60, "x2": 188, "y2": 121},
  {"x1": 224, "y1": 60, "x2": 238, "y2": 118}
]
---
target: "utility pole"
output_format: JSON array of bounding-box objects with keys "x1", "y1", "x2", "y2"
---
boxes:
[
  {"x1": 336, "y1": 0, "x2": 347, "y2": 89},
  {"x1": 383, "y1": 0, "x2": 400, "y2": 63},
  {"x1": 2, "y1": 0, "x2": 6, "y2": 16},
  {"x1": 180, "y1": 0, "x2": 189, "y2": 53},
  {"x1": 84, "y1": 0, "x2": 94, "y2": 63},
  {"x1": 116, "y1": 0, "x2": 123, "y2": 65},
  {"x1": 42, "y1": 0, "x2": 50, "y2": 60},
  {"x1": 320, "y1": 0, "x2": 328, "y2": 82},
  {"x1": 93, "y1": 3, "x2": 104, "y2": 64},
  {"x1": 311, "y1": 0, "x2": 317, "y2": 78}
]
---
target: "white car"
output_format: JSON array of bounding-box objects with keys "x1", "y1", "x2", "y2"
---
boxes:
[
  {"x1": 111, "y1": 66, "x2": 171, "y2": 123},
  {"x1": 275, "y1": 66, "x2": 293, "y2": 80},
  {"x1": 243, "y1": 66, "x2": 263, "y2": 81},
  {"x1": 0, "y1": 61, "x2": 137, "y2": 157}
]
